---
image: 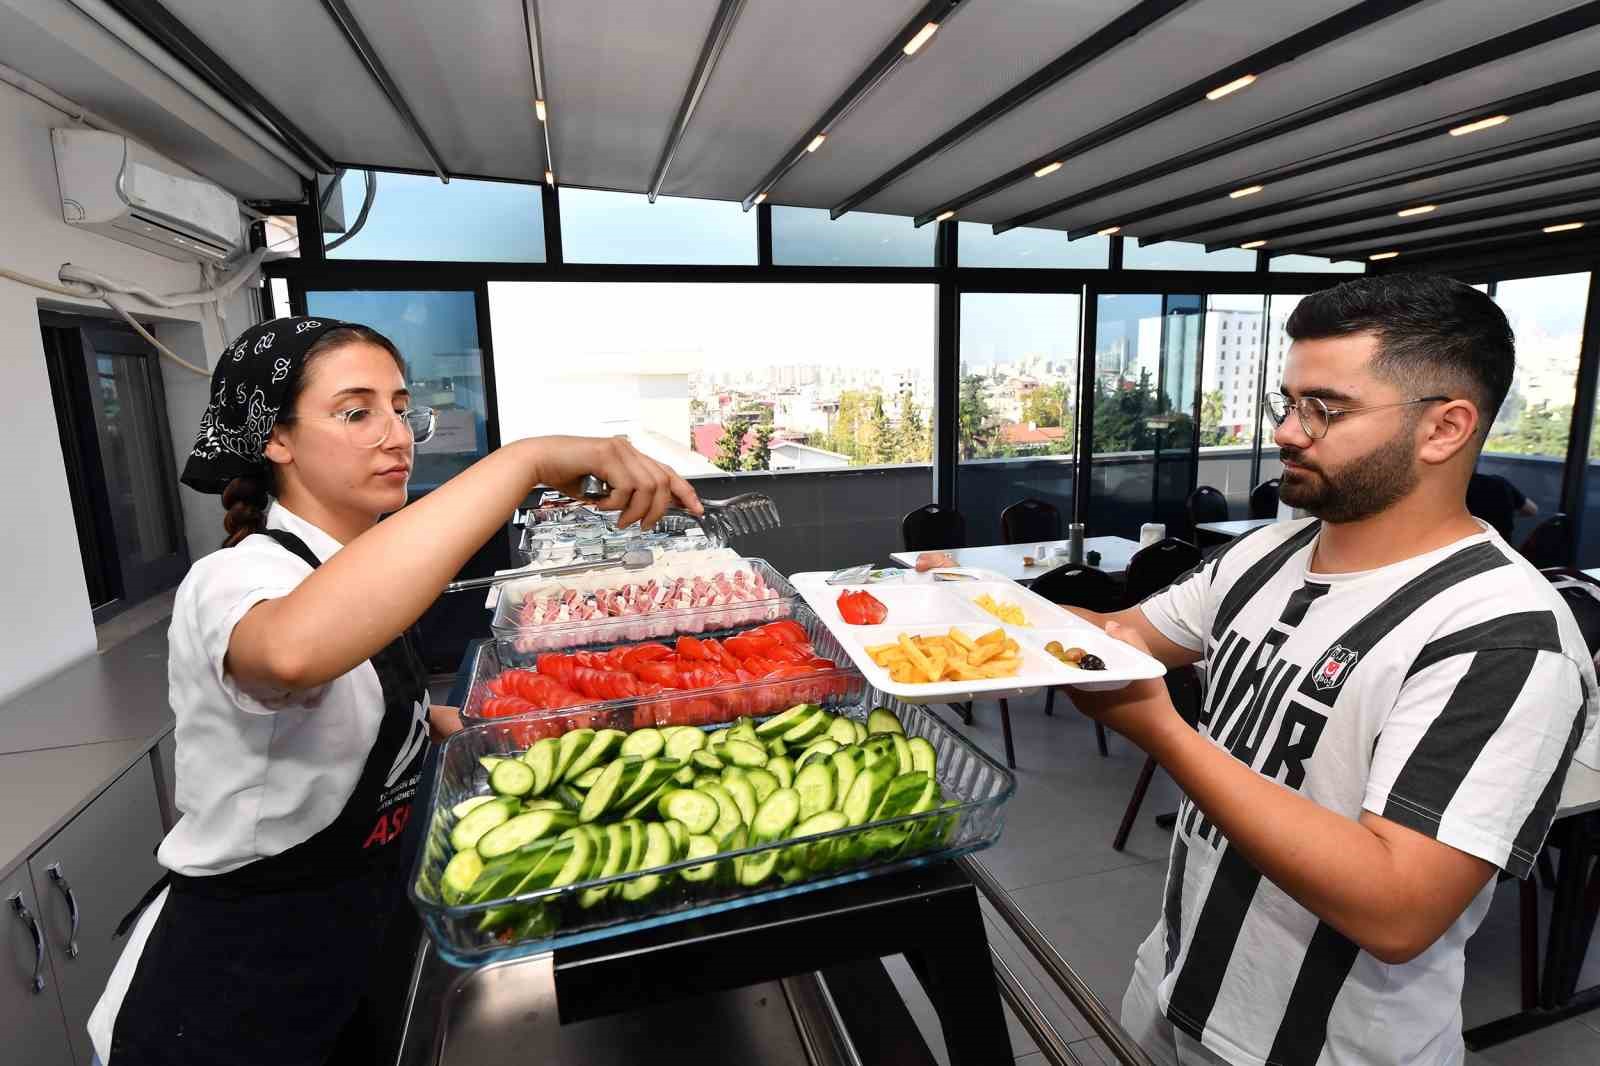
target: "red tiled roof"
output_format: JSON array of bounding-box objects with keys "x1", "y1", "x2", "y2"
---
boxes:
[{"x1": 1000, "y1": 422, "x2": 1067, "y2": 445}]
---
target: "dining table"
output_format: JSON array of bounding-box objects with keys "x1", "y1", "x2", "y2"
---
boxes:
[
  {"x1": 889, "y1": 536, "x2": 1141, "y2": 583},
  {"x1": 1194, "y1": 517, "x2": 1282, "y2": 540}
]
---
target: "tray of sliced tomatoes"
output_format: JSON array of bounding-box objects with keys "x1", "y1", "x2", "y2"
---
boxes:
[{"x1": 461, "y1": 605, "x2": 867, "y2": 742}]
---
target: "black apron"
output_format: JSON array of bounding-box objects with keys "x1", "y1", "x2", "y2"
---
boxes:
[{"x1": 110, "y1": 530, "x2": 431, "y2": 1066}]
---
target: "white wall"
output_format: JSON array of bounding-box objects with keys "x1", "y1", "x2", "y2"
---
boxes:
[{"x1": 0, "y1": 78, "x2": 258, "y2": 701}]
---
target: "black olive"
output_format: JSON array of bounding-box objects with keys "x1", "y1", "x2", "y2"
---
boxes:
[{"x1": 1079, "y1": 653, "x2": 1106, "y2": 671}]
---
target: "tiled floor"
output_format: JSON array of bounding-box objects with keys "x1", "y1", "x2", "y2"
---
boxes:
[{"x1": 880, "y1": 689, "x2": 1600, "y2": 1065}]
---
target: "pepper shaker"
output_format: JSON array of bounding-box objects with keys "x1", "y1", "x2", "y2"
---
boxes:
[{"x1": 1067, "y1": 522, "x2": 1085, "y2": 565}]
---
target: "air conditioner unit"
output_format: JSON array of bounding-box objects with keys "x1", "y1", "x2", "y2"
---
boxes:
[{"x1": 51, "y1": 128, "x2": 244, "y2": 263}]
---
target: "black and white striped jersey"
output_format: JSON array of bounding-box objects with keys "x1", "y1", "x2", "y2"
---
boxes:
[{"x1": 1134, "y1": 519, "x2": 1599, "y2": 1066}]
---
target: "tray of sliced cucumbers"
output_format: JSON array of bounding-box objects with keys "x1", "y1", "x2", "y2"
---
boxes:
[{"x1": 410, "y1": 692, "x2": 1017, "y2": 964}]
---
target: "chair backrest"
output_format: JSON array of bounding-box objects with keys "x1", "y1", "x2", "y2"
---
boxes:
[
  {"x1": 1000, "y1": 497, "x2": 1062, "y2": 545},
  {"x1": 1544, "y1": 568, "x2": 1600, "y2": 659},
  {"x1": 1466, "y1": 473, "x2": 1520, "y2": 542},
  {"x1": 1030, "y1": 564, "x2": 1122, "y2": 614},
  {"x1": 1519, "y1": 513, "x2": 1572, "y2": 569},
  {"x1": 1248, "y1": 479, "x2": 1280, "y2": 520},
  {"x1": 901, "y1": 504, "x2": 966, "y2": 551},
  {"x1": 1124, "y1": 537, "x2": 1203, "y2": 605},
  {"x1": 1187, "y1": 485, "x2": 1230, "y2": 530}
]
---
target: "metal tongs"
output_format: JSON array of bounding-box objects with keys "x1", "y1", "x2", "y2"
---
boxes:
[
  {"x1": 580, "y1": 476, "x2": 780, "y2": 547},
  {"x1": 442, "y1": 549, "x2": 654, "y2": 595}
]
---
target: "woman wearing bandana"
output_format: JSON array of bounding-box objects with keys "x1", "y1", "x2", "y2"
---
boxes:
[{"x1": 86, "y1": 317, "x2": 700, "y2": 1065}]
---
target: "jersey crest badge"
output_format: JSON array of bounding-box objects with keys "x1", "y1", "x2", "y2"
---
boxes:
[{"x1": 1313, "y1": 644, "x2": 1358, "y2": 691}]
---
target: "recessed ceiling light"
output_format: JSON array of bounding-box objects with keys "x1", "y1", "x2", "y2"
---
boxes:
[
  {"x1": 1096, "y1": 226, "x2": 1121, "y2": 236},
  {"x1": 806, "y1": 133, "x2": 827, "y2": 153},
  {"x1": 1239, "y1": 240, "x2": 1266, "y2": 249},
  {"x1": 1369, "y1": 251, "x2": 1400, "y2": 260},
  {"x1": 1397, "y1": 205, "x2": 1436, "y2": 217},
  {"x1": 1229, "y1": 185, "x2": 1264, "y2": 199},
  {"x1": 1543, "y1": 221, "x2": 1585, "y2": 233},
  {"x1": 535, "y1": 99, "x2": 547, "y2": 122},
  {"x1": 1205, "y1": 74, "x2": 1256, "y2": 101},
  {"x1": 544, "y1": 169, "x2": 554, "y2": 186},
  {"x1": 1449, "y1": 114, "x2": 1509, "y2": 136},
  {"x1": 903, "y1": 22, "x2": 939, "y2": 56},
  {"x1": 935, "y1": 210, "x2": 955, "y2": 222},
  {"x1": 1033, "y1": 161, "x2": 1063, "y2": 178}
]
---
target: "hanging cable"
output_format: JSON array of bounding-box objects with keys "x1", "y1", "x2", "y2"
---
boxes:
[{"x1": 324, "y1": 169, "x2": 377, "y2": 252}]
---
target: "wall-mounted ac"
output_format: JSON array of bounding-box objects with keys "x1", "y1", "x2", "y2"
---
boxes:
[{"x1": 51, "y1": 128, "x2": 244, "y2": 263}]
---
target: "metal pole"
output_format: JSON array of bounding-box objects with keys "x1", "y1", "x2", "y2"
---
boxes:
[{"x1": 992, "y1": 947, "x2": 1083, "y2": 1066}]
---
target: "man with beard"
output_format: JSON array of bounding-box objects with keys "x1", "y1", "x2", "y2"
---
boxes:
[{"x1": 1064, "y1": 274, "x2": 1600, "y2": 1066}]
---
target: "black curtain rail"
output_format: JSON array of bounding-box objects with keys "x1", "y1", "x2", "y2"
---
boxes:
[
  {"x1": 905, "y1": 0, "x2": 1427, "y2": 228},
  {"x1": 829, "y1": 0, "x2": 1193, "y2": 220},
  {"x1": 1002, "y1": 0, "x2": 1600, "y2": 236},
  {"x1": 1066, "y1": 67, "x2": 1600, "y2": 243},
  {"x1": 318, "y1": 0, "x2": 450, "y2": 182},
  {"x1": 648, "y1": 0, "x2": 748, "y2": 203},
  {"x1": 1314, "y1": 213, "x2": 1597, "y2": 261},
  {"x1": 1241, "y1": 170, "x2": 1600, "y2": 252},
  {"x1": 522, "y1": 0, "x2": 556, "y2": 187},
  {"x1": 102, "y1": 0, "x2": 336, "y2": 173},
  {"x1": 740, "y1": 0, "x2": 969, "y2": 211},
  {"x1": 1380, "y1": 234, "x2": 1600, "y2": 279}
]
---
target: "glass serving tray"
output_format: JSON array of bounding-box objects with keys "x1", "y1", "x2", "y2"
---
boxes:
[{"x1": 409, "y1": 694, "x2": 1015, "y2": 966}]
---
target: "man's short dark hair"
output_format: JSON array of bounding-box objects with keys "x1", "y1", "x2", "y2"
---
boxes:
[{"x1": 1285, "y1": 274, "x2": 1515, "y2": 439}]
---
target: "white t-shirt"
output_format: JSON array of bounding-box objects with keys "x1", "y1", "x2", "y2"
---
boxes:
[
  {"x1": 89, "y1": 503, "x2": 390, "y2": 1062},
  {"x1": 1131, "y1": 518, "x2": 1599, "y2": 1066}
]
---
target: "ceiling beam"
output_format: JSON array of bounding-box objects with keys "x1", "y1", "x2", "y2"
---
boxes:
[
  {"x1": 739, "y1": 0, "x2": 968, "y2": 211},
  {"x1": 1065, "y1": 69, "x2": 1600, "y2": 241},
  {"x1": 1317, "y1": 212, "x2": 1595, "y2": 262},
  {"x1": 1277, "y1": 186, "x2": 1600, "y2": 258},
  {"x1": 996, "y1": 0, "x2": 1600, "y2": 235},
  {"x1": 521, "y1": 0, "x2": 555, "y2": 187},
  {"x1": 828, "y1": 0, "x2": 1191, "y2": 220},
  {"x1": 101, "y1": 0, "x2": 336, "y2": 174},
  {"x1": 318, "y1": 0, "x2": 449, "y2": 182},
  {"x1": 1204, "y1": 157, "x2": 1600, "y2": 252},
  {"x1": 648, "y1": 0, "x2": 747, "y2": 202},
  {"x1": 905, "y1": 0, "x2": 1426, "y2": 228}
]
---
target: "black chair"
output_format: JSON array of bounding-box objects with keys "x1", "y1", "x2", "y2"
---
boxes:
[
  {"x1": 1000, "y1": 498, "x2": 1062, "y2": 545},
  {"x1": 1248, "y1": 478, "x2": 1280, "y2": 520},
  {"x1": 1520, "y1": 514, "x2": 1573, "y2": 569},
  {"x1": 1124, "y1": 537, "x2": 1203, "y2": 606},
  {"x1": 1113, "y1": 664, "x2": 1203, "y2": 851},
  {"x1": 1187, "y1": 486, "x2": 1230, "y2": 546},
  {"x1": 901, "y1": 504, "x2": 967, "y2": 552},
  {"x1": 1032, "y1": 564, "x2": 1123, "y2": 757}
]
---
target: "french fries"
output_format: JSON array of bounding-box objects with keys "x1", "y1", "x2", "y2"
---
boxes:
[{"x1": 867, "y1": 628, "x2": 1022, "y2": 684}]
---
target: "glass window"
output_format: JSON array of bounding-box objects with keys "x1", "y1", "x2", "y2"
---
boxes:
[
  {"x1": 303, "y1": 290, "x2": 491, "y2": 493},
  {"x1": 269, "y1": 277, "x2": 291, "y2": 318},
  {"x1": 1269, "y1": 253, "x2": 1363, "y2": 274},
  {"x1": 1256, "y1": 293, "x2": 1304, "y2": 493},
  {"x1": 1199, "y1": 295, "x2": 1267, "y2": 516},
  {"x1": 956, "y1": 293, "x2": 1080, "y2": 545},
  {"x1": 559, "y1": 188, "x2": 754, "y2": 265},
  {"x1": 958, "y1": 223, "x2": 1109, "y2": 268},
  {"x1": 771, "y1": 206, "x2": 934, "y2": 267},
  {"x1": 323, "y1": 169, "x2": 544, "y2": 262},
  {"x1": 1481, "y1": 273, "x2": 1590, "y2": 549},
  {"x1": 1122, "y1": 240, "x2": 1256, "y2": 272}
]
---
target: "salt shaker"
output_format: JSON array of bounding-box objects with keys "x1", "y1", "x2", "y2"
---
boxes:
[{"x1": 1067, "y1": 522, "x2": 1085, "y2": 565}]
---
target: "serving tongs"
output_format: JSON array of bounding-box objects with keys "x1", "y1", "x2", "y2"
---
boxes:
[
  {"x1": 579, "y1": 476, "x2": 781, "y2": 547},
  {"x1": 441, "y1": 549, "x2": 654, "y2": 595}
]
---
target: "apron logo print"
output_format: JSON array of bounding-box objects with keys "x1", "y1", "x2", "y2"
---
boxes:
[
  {"x1": 1313, "y1": 644, "x2": 1358, "y2": 691},
  {"x1": 385, "y1": 701, "x2": 428, "y2": 790}
]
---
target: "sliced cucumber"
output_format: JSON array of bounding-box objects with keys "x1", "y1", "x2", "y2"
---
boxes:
[
  {"x1": 867, "y1": 708, "x2": 904, "y2": 735},
  {"x1": 794, "y1": 761, "x2": 835, "y2": 821},
  {"x1": 890, "y1": 734, "x2": 913, "y2": 776},
  {"x1": 769, "y1": 756, "x2": 796, "y2": 789},
  {"x1": 619, "y1": 778, "x2": 674, "y2": 821},
  {"x1": 466, "y1": 839, "x2": 557, "y2": 905},
  {"x1": 564, "y1": 729, "x2": 626, "y2": 783},
  {"x1": 908, "y1": 775, "x2": 941, "y2": 816},
  {"x1": 730, "y1": 716, "x2": 760, "y2": 743},
  {"x1": 523, "y1": 738, "x2": 559, "y2": 797},
  {"x1": 440, "y1": 850, "x2": 484, "y2": 905},
  {"x1": 831, "y1": 748, "x2": 864, "y2": 813},
  {"x1": 671, "y1": 764, "x2": 697, "y2": 786},
  {"x1": 451, "y1": 794, "x2": 496, "y2": 819},
  {"x1": 719, "y1": 765, "x2": 748, "y2": 786},
  {"x1": 737, "y1": 847, "x2": 782, "y2": 886},
  {"x1": 476, "y1": 839, "x2": 573, "y2": 933},
  {"x1": 826, "y1": 716, "x2": 857, "y2": 746},
  {"x1": 841, "y1": 760, "x2": 896, "y2": 826},
  {"x1": 707, "y1": 728, "x2": 731, "y2": 747},
  {"x1": 659, "y1": 789, "x2": 719, "y2": 835},
  {"x1": 756, "y1": 703, "x2": 816, "y2": 737},
  {"x1": 552, "y1": 729, "x2": 595, "y2": 784},
  {"x1": 678, "y1": 834, "x2": 720, "y2": 882},
  {"x1": 620, "y1": 727, "x2": 665, "y2": 760},
  {"x1": 851, "y1": 720, "x2": 869, "y2": 744},
  {"x1": 751, "y1": 787, "x2": 801, "y2": 844},
  {"x1": 781, "y1": 709, "x2": 827, "y2": 744},
  {"x1": 698, "y1": 782, "x2": 744, "y2": 840},
  {"x1": 796, "y1": 739, "x2": 839, "y2": 768},
  {"x1": 723, "y1": 738, "x2": 769, "y2": 768},
  {"x1": 552, "y1": 784, "x2": 587, "y2": 812},
  {"x1": 792, "y1": 810, "x2": 849, "y2": 839},
  {"x1": 571, "y1": 765, "x2": 606, "y2": 790},
  {"x1": 550, "y1": 826, "x2": 599, "y2": 888},
  {"x1": 723, "y1": 775, "x2": 758, "y2": 825},
  {"x1": 617, "y1": 758, "x2": 680, "y2": 811},
  {"x1": 662, "y1": 819, "x2": 688, "y2": 856},
  {"x1": 449, "y1": 797, "x2": 518, "y2": 852},
  {"x1": 578, "y1": 757, "x2": 642, "y2": 823},
  {"x1": 620, "y1": 822, "x2": 674, "y2": 901},
  {"x1": 791, "y1": 810, "x2": 850, "y2": 872},
  {"x1": 522, "y1": 798, "x2": 566, "y2": 813},
  {"x1": 691, "y1": 748, "x2": 724, "y2": 772},
  {"x1": 579, "y1": 823, "x2": 629, "y2": 908},
  {"x1": 874, "y1": 772, "x2": 931, "y2": 821},
  {"x1": 665, "y1": 727, "x2": 707, "y2": 762},
  {"x1": 478, "y1": 755, "x2": 507, "y2": 774},
  {"x1": 908, "y1": 736, "x2": 937, "y2": 777},
  {"x1": 693, "y1": 774, "x2": 721, "y2": 790},
  {"x1": 477, "y1": 808, "x2": 578, "y2": 859},
  {"x1": 765, "y1": 738, "x2": 788, "y2": 758},
  {"x1": 745, "y1": 768, "x2": 780, "y2": 803}
]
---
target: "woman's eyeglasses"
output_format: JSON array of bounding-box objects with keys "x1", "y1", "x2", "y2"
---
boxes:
[
  {"x1": 1264, "y1": 392, "x2": 1450, "y2": 440},
  {"x1": 288, "y1": 406, "x2": 437, "y2": 448}
]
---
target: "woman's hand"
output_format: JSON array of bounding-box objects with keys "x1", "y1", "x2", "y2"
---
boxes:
[
  {"x1": 1064, "y1": 622, "x2": 1185, "y2": 753},
  {"x1": 428, "y1": 704, "x2": 462, "y2": 742},
  {"x1": 532, "y1": 435, "x2": 703, "y2": 531}
]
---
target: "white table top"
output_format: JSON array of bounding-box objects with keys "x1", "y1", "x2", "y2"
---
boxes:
[
  {"x1": 1196, "y1": 518, "x2": 1281, "y2": 537},
  {"x1": 890, "y1": 536, "x2": 1141, "y2": 582},
  {"x1": 1559, "y1": 758, "x2": 1600, "y2": 819}
]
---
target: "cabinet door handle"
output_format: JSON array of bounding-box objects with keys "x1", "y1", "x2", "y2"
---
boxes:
[
  {"x1": 8, "y1": 893, "x2": 46, "y2": 993},
  {"x1": 46, "y1": 864, "x2": 80, "y2": 959}
]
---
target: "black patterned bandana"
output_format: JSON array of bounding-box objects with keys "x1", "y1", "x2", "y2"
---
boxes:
[{"x1": 180, "y1": 316, "x2": 354, "y2": 494}]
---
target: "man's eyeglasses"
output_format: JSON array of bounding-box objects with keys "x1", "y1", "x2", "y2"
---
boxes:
[{"x1": 1264, "y1": 393, "x2": 1450, "y2": 441}]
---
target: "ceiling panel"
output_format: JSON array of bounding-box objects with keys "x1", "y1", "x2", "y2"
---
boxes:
[
  {"x1": 344, "y1": 0, "x2": 542, "y2": 178},
  {"x1": 540, "y1": 0, "x2": 722, "y2": 192},
  {"x1": 1308, "y1": 194, "x2": 1600, "y2": 257},
  {"x1": 659, "y1": 0, "x2": 928, "y2": 201},
  {"x1": 160, "y1": 0, "x2": 430, "y2": 171}
]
